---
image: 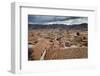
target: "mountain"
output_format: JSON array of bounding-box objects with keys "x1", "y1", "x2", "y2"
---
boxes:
[{"x1": 28, "y1": 23, "x2": 88, "y2": 31}]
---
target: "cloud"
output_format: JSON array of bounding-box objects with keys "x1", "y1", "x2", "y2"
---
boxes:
[
  {"x1": 28, "y1": 15, "x2": 88, "y2": 25},
  {"x1": 45, "y1": 18, "x2": 87, "y2": 25}
]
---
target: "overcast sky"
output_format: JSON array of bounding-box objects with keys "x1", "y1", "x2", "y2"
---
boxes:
[{"x1": 28, "y1": 15, "x2": 88, "y2": 25}]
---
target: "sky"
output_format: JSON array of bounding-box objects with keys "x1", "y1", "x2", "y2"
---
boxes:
[{"x1": 28, "y1": 15, "x2": 88, "y2": 25}]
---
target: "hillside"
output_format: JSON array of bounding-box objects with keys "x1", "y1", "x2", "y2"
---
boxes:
[{"x1": 28, "y1": 23, "x2": 88, "y2": 31}]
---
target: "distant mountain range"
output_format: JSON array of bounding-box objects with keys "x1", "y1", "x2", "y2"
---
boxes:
[{"x1": 28, "y1": 23, "x2": 88, "y2": 31}]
